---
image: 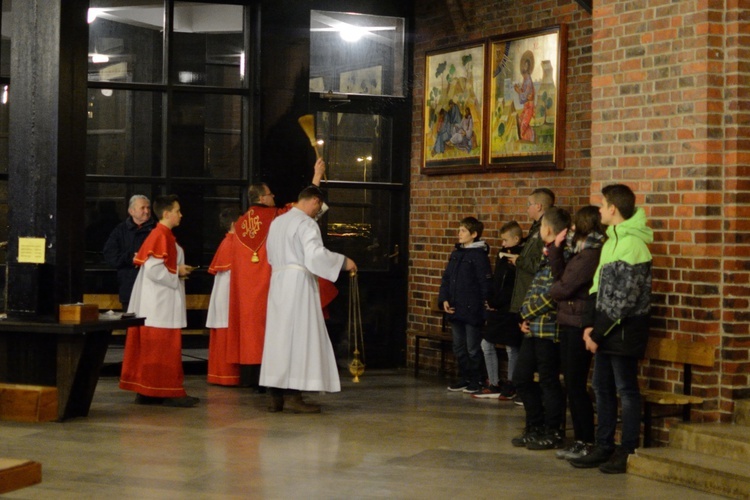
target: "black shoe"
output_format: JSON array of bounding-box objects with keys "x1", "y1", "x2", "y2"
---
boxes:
[
  {"x1": 447, "y1": 381, "x2": 469, "y2": 392},
  {"x1": 511, "y1": 426, "x2": 542, "y2": 447},
  {"x1": 568, "y1": 445, "x2": 614, "y2": 468},
  {"x1": 134, "y1": 394, "x2": 165, "y2": 405},
  {"x1": 162, "y1": 396, "x2": 200, "y2": 408},
  {"x1": 462, "y1": 382, "x2": 482, "y2": 394},
  {"x1": 599, "y1": 446, "x2": 631, "y2": 474},
  {"x1": 526, "y1": 429, "x2": 564, "y2": 450}
]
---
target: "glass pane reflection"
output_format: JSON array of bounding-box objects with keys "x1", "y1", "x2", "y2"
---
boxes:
[
  {"x1": 0, "y1": 85, "x2": 7, "y2": 174},
  {"x1": 310, "y1": 10, "x2": 405, "y2": 97},
  {"x1": 86, "y1": 89, "x2": 163, "y2": 176},
  {"x1": 169, "y1": 92, "x2": 242, "y2": 179},
  {"x1": 88, "y1": 1, "x2": 164, "y2": 84},
  {"x1": 317, "y1": 112, "x2": 391, "y2": 183},
  {"x1": 172, "y1": 2, "x2": 244, "y2": 87},
  {"x1": 1, "y1": 0, "x2": 11, "y2": 78},
  {"x1": 324, "y1": 188, "x2": 392, "y2": 272}
]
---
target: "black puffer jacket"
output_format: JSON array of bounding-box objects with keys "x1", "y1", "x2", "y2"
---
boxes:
[
  {"x1": 438, "y1": 241, "x2": 492, "y2": 326},
  {"x1": 549, "y1": 232, "x2": 605, "y2": 328},
  {"x1": 483, "y1": 244, "x2": 524, "y2": 345}
]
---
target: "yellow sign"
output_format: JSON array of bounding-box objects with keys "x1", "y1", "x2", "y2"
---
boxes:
[{"x1": 18, "y1": 237, "x2": 46, "y2": 264}]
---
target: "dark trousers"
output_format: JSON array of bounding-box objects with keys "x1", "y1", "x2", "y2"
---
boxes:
[
  {"x1": 592, "y1": 352, "x2": 642, "y2": 452},
  {"x1": 559, "y1": 325, "x2": 595, "y2": 443},
  {"x1": 513, "y1": 336, "x2": 564, "y2": 431},
  {"x1": 450, "y1": 320, "x2": 483, "y2": 385}
]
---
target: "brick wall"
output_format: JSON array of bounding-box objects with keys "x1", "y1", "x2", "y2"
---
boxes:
[
  {"x1": 590, "y1": 0, "x2": 749, "y2": 422},
  {"x1": 410, "y1": 0, "x2": 749, "y2": 423},
  {"x1": 409, "y1": 1, "x2": 593, "y2": 375}
]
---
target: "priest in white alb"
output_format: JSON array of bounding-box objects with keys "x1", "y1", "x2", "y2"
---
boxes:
[{"x1": 259, "y1": 185, "x2": 357, "y2": 413}]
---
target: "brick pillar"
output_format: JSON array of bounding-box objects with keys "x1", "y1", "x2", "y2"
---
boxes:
[{"x1": 590, "y1": 0, "x2": 750, "y2": 420}]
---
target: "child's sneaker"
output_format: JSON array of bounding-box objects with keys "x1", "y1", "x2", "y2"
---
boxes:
[
  {"x1": 498, "y1": 382, "x2": 517, "y2": 400},
  {"x1": 462, "y1": 382, "x2": 482, "y2": 394},
  {"x1": 555, "y1": 440, "x2": 593, "y2": 459},
  {"x1": 526, "y1": 429, "x2": 564, "y2": 450},
  {"x1": 471, "y1": 384, "x2": 502, "y2": 399},
  {"x1": 447, "y1": 381, "x2": 469, "y2": 392},
  {"x1": 511, "y1": 426, "x2": 541, "y2": 447}
]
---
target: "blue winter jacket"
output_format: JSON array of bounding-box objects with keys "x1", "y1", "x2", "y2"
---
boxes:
[{"x1": 438, "y1": 240, "x2": 493, "y2": 326}]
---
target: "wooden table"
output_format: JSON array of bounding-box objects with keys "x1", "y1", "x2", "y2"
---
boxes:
[{"x1": 0, "y1": 316, "x2": 144, "y2": 421}]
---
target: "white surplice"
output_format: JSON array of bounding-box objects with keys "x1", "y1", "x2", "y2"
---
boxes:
[
  {"x1": 206, "y1": 270, "x2": 230, "y2": 329},
  {"x1": 259, "y1": 207, "x2": 345, "y2": 392},
  {"x1": 127, "y1": 244, "x2": 187, "y2": 329}
]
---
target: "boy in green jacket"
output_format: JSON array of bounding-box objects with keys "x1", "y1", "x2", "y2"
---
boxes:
[{"x1": 569, "y1": 184, "x2": 653, "y2": 474}]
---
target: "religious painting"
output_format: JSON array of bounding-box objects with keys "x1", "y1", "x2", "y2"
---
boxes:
[
  {"x1": 487, "y1": 25, "x2": 567, "y2": 170},
  {"x1": 339, "y1": 65, "x2": 383, "y2": 96},
  {"x1": 422, "y1": 42, "x2": 485, "y2": 173}
]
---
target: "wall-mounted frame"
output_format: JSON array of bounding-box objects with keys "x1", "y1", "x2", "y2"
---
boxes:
[
  {"x1": 487, "y1": 25, "x2": 567, "y2": 171},
  {"x1": 422, "y1": 42, "x2": 485, "y2": 173},
  {"x1": 421, "y1": 25, "x2": 567, "y2": 175},
  {"x1": 339, "y1": 65, "x2": 383, "y2": 96}
]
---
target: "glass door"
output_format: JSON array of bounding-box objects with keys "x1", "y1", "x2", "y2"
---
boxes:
[
  {"x1": 308, "y1": 9, "x2": 410, "y2": 369},
  {"x1": 316, "y1": 111, "x2": 408, "y2": 369}
]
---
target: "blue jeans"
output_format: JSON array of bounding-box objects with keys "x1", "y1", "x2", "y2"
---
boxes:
[
  {"x1": 481, "y1": 339, "x2": 499, "y2": 386},
  {"x1": 451, "y1": 321, "x2": 483, "y2": 385},
  {"x1": 592, "y1": 352, "x2": 642, "y2": 452},
  {"x1": 506, "y1": 345, "x2": 519, "y2": 383},
  {"x1": 560, "y1": 325, "x2": 594, "y2": 443}
]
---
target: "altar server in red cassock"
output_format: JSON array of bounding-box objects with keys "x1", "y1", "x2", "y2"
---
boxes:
[
  {"x1": 206, "y1": 208, "x2": 241, "y2": 386},
  {"x1": 120, "y1": 194, "x2": 199, "y2": 408},
  {"x1": 226, "y1": 158, "x2": 325, "y2": 385}
]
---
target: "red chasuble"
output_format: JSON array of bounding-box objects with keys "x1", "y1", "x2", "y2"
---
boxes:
[
  {"x1": 207, "y1": 233, "x2": 240, "y2": 386},
  {"x1": 227, "y1": 204, "x2": 291, "y2": 365},
  {"x1": 227, "y1": 205, "x2": 342, "y2": 365},
  {"x1": 119, "y1": 223, "x2": 187, "y2": 398}
]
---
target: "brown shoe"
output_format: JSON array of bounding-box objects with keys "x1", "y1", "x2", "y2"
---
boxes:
[
  {"x1": 267, "y1": 394, "x2": 284, "y2": 412},
  {"x1": 284, "y1": 393, "x2": 320, "y2": 413}
]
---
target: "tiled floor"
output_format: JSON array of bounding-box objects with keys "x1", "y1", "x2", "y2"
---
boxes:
[{"x1": 1, "y1": 370, "x2": 721, "y2": 499}]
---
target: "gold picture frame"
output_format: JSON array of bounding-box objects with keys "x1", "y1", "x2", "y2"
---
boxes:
[
  {"x1": 422, "y1": 42, "x2": 485, "y2": 173},
  {"x1": 487, "y1": 25, "x2": 567, "y2": 170}
]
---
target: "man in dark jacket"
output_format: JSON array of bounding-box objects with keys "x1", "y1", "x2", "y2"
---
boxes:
[
  {"x1": 439, "y1": 216, "x2": 492, "y2": 394},
  {"x1": 103, "y1": 195, "x2": 155, "y2": 311},
  {"x1": 569, "y1": 184, "x2": 653, "y2": 474},
  {"x1": 509, "y1": 188, "x2": 555, "y2": 313}
]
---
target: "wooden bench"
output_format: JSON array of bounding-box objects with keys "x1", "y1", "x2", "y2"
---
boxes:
[
  {"x1": 412, "y1": 328, "x2": 453, "y2": 377},
  {"x1": 0, "y1": 383, "x2": 57, "y2": 422},
  {"x1": 410, "y1": 303, "x2": 452, "y2": 377},
  {"x1": 641, "y1": 337, "x2": 716, "y2": 447},
  {"x1": 0, "y1": 458, "x2": 42, "y2": 494},
  {"x1": 83, "y1": 293, "x2": 211, "y2": 335}
]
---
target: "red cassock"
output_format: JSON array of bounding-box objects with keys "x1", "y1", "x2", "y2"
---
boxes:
[
  {"x1": 206, "y1": 232, "x2": 241, "y2": 386},
  {"x1": 119, "y1": 224, "x2": 188, "y2": 398},
  {"x1": 227, "y1": 204, "x2": 340, "y2": 366}
]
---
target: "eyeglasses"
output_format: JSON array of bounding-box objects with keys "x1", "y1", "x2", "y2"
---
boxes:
[{"x1": 261, "y1": 192, "x2": 274, "y2": 198}]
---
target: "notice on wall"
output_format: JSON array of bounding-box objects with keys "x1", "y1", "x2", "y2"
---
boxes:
[{"x1": 18, "y1": 237, "x2": 46, "y2": 264}]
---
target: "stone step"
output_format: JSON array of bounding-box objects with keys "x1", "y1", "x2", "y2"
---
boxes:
[
  {"x1": 735, "y1": 400, "x2": 750, "y2": 427},
  {"x1": 669, "y1": 422, "x2": 750, "y2": 462},
  {"x1": 629, "y1": 447, "x2": 750, "y2": 499}
]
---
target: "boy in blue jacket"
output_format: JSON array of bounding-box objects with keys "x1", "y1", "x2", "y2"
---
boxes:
[
  {"x1": 569, "y1": 184, "x2": 653, "y2": 474},
  {"x1": 439, "y1": 216, "x2": 493, "y2": 394}
]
